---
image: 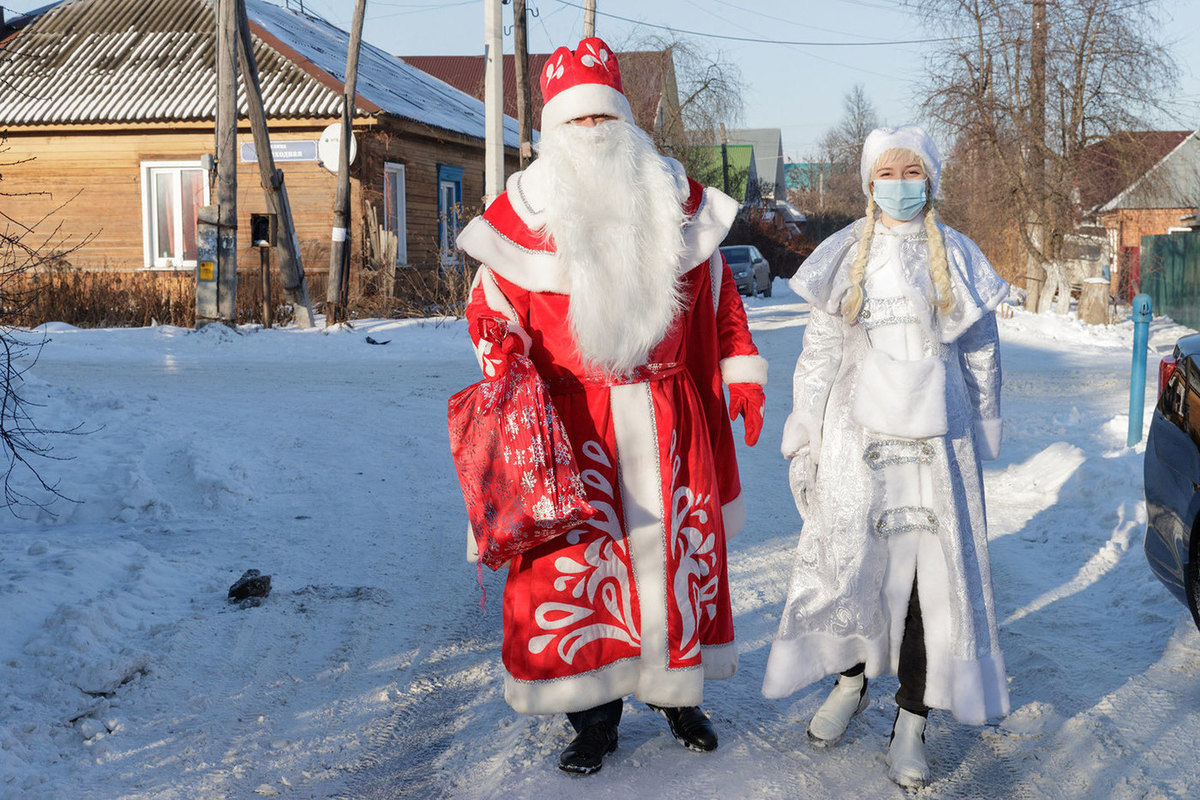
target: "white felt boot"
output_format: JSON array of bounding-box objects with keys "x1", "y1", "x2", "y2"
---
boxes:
[
  {"x1": 887, "y1": 709, "x2": 931, "y2": 789},
  {"x1": 806, "y1": 673, "x2": 868, "y2": 746}
]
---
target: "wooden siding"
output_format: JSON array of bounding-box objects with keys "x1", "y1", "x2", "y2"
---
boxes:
[{"x1": 1, "y1": 118, "x2": 517, "y2": 277}]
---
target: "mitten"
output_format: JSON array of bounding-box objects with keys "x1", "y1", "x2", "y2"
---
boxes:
[
  {"x1": 471, "y1": 316, "x2": 525, "y2": 378},
  {"x1": 728, "y1": 382, "x2": 765, "y2": 446},
  {"x1": 789, "y1": 445, "x2": 817, "y2": 518}
]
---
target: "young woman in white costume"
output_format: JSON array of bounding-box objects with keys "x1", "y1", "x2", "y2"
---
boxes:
[{"x1": 761, "y1": 125, "x2": 1010, "y2": 789}]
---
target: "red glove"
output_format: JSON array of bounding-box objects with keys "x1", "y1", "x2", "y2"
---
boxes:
[
  {"x1": 471, "y1": 316, "x2": 524, "y2": 378},
  {"x1": 728, "y1": 383, "x2": 765, "y2": 446}
]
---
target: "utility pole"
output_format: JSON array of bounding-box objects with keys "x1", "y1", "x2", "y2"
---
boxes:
[
  {"x1": 198, "y1": 0, "x2": 239, "y2": 329},
  {"x1": 234, "y1": 0, "x2": 315, "y2": 328},
  {"x1": 514, "y1": 0, "x2": 533, "y2": 169},
  {"x1": 584, "y1": 0, "x2": 596, "y2": 37},
  {"x1": 483, "y1": 0, "x2": 503, "y2": 203},
  {"x1": 326, "y1": 0, "x2": 366, "y2": 326},
  {"x1": 720, "y1": 122, "x2": 730, "y2": 196},
  {"x1": 1024, "y1": 0, "x2": 1047, "y2": 312}
]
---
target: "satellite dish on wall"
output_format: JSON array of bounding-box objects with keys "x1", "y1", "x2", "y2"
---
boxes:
[{"x1": 318, "y1": 123, "x2": 358, "y2": 173}]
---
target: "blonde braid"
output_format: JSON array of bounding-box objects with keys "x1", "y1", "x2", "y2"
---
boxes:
[
  {"x1": 924, "y1": 204, "x2": 953, "y2": 313},
  {"x1": 841, "y1": 194, "x2": 877, "y2": 321}
]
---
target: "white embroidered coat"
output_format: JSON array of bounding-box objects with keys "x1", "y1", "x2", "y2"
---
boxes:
[{"x1": 762, "y1": 216, "x2": 1011, "y2": 725}]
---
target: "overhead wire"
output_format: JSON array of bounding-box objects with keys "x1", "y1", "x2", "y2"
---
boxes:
[{"x1": 552, "y1": 0, "x2": 958, "y2": 46}]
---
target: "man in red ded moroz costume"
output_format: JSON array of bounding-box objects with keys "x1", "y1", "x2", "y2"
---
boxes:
[{"x1": 455, "y1": 37, "x2": 767, "y2": 775}]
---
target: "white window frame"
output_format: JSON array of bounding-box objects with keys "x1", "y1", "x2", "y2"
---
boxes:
[
  {"x1": 384, "y1": 162, "x2": 408, "y2": 266},
  {"x1": 140, "y1": 160, "x2": 210, "y2": 270},
  {"x1": 438, "y1": 179, "x2": 460, "y2": 265}
]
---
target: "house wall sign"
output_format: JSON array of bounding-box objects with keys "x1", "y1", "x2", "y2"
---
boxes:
[{"x1": 239, "y1": 140, "x2": 320, "y2": 163}]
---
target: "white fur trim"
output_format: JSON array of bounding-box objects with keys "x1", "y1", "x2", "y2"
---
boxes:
[
  {"x1": 611, "y1": 382, "x2": 673, "y2": 684},
  {"x1": 506, "y1": 657, "x2": 643, "y2": 714},
  {"x1": 780, "y1": 411, "x2": 819, "y2": 461},
  {"x1": 456, "y1": 216, "x2": 566, "y2": 293},
  {"x1": 851, "y1": 351, "x2": 947, "y2": 439},
  {"x1": 709, "y1": 252, "x2": 723, "y2": 312},
  {"x1": 722, "y1": 494, "x2": 745, "y2": 539},
  {"x1": 682, "y1": 186, "x2": 739, "y2": 270},
  {"x1": 466, "y1": 521, "x2": 478, "y2": 563},
  {"x1": 720, "y1": 354, "x2": 768, "y2": 386},
  {"x1": 974, "y1": 418, "x2": 1002, "y2": 461},
  {"x1": 860, "y1": 124, "x2": 942, "y2": 197},
  {"x1": 762, "y1": 631, "x2": 890, "y2": 699},
  {"x1": 540, "y1": 82, "x2": 634, "y2": 131}
]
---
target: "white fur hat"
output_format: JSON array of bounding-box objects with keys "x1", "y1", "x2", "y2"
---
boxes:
[
  {"x1": 859, "y1": 125, "x2": 942, "y2": 198},
  {"x1": 539, "y1": 37, "x2": 634, "y2": 131}
]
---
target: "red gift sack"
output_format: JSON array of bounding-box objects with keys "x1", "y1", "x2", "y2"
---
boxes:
[{"x1": 448, "y1": 344, "x2": 597, "y2": 570}]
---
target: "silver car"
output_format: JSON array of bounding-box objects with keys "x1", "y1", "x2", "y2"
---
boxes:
[{"x1": 720, "y1": 245, "x2": 772, "y2": 298}]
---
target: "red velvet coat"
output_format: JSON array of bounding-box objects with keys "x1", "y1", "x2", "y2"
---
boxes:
[{"x1": 456, "y1": 164, "x2": 766, "y2": 714}]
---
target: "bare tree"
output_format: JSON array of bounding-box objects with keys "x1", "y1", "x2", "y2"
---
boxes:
[
  {"x1": 0, "y1": 136, "x2": 88, "y2": 514},
  {"x1": 904, "y1": 0, "x2": 1177, "y2": 303},
  {"x1": 621, "y1": 33, "x2": 746, "y2": 181},
  {"x1": 815, "y1": 85, "x2": 880, "y2": 217}
]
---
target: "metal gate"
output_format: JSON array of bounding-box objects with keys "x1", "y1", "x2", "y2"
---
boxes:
[{"x1": 1140, "y1": 231, "x2": 1200, "y2": 330}]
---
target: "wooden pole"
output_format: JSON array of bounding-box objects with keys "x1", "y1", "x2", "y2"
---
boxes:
[
  {"x1": 234, "y1": 0, "x2": 315, "y2": 327},
  {"x1": 584, "y1": 0, "x2": 595, "y2": 37},
  {"x1": 202, "y1": 0, "x2": 239, "y2": 328},
  {"x1": 514, "y1": 0, "x2": 533, "y2": 169},
  {"x1": 326, "y1": 0, "x2": 367, "y2": 326},
  {"x1": 483, "y1": 0, "x2": 503, "y2": 204}
]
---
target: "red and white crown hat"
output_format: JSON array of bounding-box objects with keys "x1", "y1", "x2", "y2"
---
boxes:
[{"x1": 539, "y1": 37, "x2": 634, "y2": 131}]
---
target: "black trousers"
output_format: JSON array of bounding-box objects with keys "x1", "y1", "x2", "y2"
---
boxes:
[
  {"x1": 567, "y1": 698, "x2": 623, "y2": 733},
  {"x1": 843, "y1": 573, "x2": 930, "y2": 717}
]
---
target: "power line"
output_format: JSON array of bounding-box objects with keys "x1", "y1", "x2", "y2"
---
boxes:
[{"x1": 552, "y1": 0, "x2": 958, "y2": 46}]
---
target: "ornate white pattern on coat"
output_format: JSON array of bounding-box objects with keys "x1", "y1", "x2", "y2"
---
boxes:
[
  {"x1": 666, "y1": 431, "x2": 720, "y2": 660},
  {"x1": 528, "y1": 440, "x2": 639, "y2": 664}
]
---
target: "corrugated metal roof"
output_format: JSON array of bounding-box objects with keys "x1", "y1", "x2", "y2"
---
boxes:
[
  {"x1": 1100, "y1": 132, "x2": 1200, "y2": 212},
  {"x1": 0, "y1": 0, "x2": 519, "y2": 145}
]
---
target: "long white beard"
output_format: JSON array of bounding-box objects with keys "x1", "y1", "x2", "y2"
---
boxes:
[{"x1": 538, "y1": 120, "x2": 687, "y2": 375}]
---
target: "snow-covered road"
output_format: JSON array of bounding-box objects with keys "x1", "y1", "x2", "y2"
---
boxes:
[{"x1": 2, "y1": 288, "x2": 1198, "y2": 799}]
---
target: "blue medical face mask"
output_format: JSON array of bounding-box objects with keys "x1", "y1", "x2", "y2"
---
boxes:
[{"x1": 873, "y1": 179, "x2": 928, "y2": 221}]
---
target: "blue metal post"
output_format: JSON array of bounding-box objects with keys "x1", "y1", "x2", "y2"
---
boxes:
[{"x1": 1128, "y1": 293, "x2": 1153, "y2": 446}]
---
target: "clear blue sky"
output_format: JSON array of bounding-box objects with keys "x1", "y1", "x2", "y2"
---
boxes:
[{"x1": 6, "y1": 0, "x2": 1198, "y2": 160}]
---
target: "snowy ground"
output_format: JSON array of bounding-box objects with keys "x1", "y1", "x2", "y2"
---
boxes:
[{"x1": 2, "y1": 283, "x2": 1198, "y2": 799}]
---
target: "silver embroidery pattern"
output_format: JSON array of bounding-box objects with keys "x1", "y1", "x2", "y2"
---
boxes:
[
  {"x1": 864, "y1": 439, "x2": 936, "y2": 470},
  {"x1": 858, "y1": 295, "x2": 919, "y2": 330},
  {"x1": 874, "y1": 506, "x2": 939, "y2": 537}
]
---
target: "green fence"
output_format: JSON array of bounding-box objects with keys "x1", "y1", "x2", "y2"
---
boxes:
[{"x1": 1140, "y1": 231, "x2": 1200, "y2": 330}]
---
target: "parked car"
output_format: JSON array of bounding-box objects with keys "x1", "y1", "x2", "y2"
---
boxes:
[
  {"x1": 720, "y1": 245, "x2": 772, "y2": 298},
  {"x1": 1144, "y1": 332, "x2": 1200, "y2": 632}
]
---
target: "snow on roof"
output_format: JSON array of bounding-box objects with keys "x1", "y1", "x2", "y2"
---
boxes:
[
  {"x1": 0, "y1": 0, "x2": 518, "y2": 146},
  {"x1": 248, "y1": 1, "x2": 518, "y2": 145}
]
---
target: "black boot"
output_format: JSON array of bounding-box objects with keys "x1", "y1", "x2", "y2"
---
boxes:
[
  {"x1": 558, "y1": 721, "x2": 618, "y2": 775},
  {"x1": 646, "y1": 704, "x2": 718, "y2": 752}
]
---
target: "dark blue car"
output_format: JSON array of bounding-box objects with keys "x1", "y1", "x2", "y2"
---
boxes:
[{"x1": 1144, "y1": 332, "x2": 1200, "y2": 632}]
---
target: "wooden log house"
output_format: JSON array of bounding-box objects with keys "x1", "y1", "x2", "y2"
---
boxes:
[{"x1": 0, "y1": 0, "x2": 520, "y2": 293}]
